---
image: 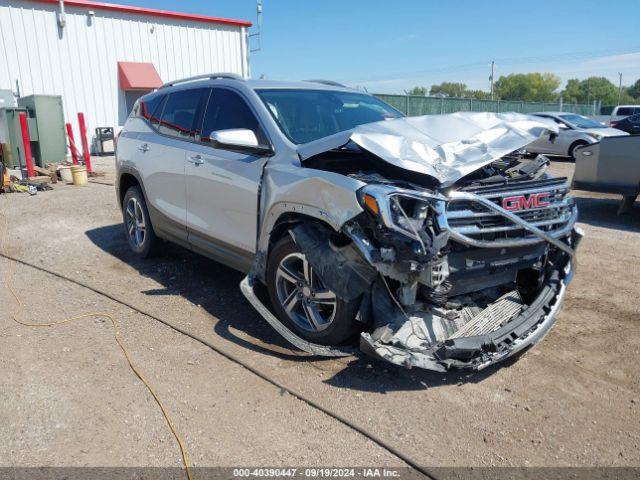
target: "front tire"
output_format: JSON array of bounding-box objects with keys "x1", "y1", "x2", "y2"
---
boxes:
[
  {"x1": 569, "y1": 141, "x2": 588, "y2": 161},
  {"x1": 122, "y1": 186, "x2": 159, "y2": 258},
  {"x1": 266, "y1": 235, "x2": 361, "y2": 345}
]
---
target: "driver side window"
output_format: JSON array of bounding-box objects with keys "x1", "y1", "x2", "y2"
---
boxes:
[
  {"x1": 200, "y1": 89, "x2": 268, "y2": 145},
  {"x1": 551, "y1": 118, "x2": 569, "y2": 128}
]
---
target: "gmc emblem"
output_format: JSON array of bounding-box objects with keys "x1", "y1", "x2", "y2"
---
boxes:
[{"x1": 502, "y1": 192, "x2": 551, "y2": 211}]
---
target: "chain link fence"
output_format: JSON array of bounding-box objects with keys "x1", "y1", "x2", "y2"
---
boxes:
[{"x1": 374, "y1": 94, "x2": 596, "y2": 117}]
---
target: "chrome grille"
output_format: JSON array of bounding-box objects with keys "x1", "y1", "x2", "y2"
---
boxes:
[{"x1": 446, "y1": 178, "x2": 575, "y2": 242}]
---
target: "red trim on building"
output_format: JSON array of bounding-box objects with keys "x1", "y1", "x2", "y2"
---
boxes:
[
  {"x1": 118, "y1": 61, "x2": 162, "y2": 90},
  {"x1": 31, "y1": 0, "x2": 252, "y2": 27}
]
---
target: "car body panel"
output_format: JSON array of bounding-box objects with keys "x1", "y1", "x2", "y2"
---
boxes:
[
  {"x1": 183, "y1": 140, "x2": 267, "y2": 255},
  {"x1": 572, "y1": 135, "x2": 640, "y2": 196}
]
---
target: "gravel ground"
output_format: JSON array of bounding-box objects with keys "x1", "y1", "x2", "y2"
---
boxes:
[{"x1": 0, "y1": 157, "x2": 638, "y2": 469}]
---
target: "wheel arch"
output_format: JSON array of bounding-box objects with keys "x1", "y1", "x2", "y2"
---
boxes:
[
  {"x1": 118, "y1": 172, "x2": 141, "y2": 208},
  {"x1": 568, "y1": 139, "x2": 590, "y2": 157},
  {"x1": 254, "y1": 207, "x2": 344, "y2": 282}
]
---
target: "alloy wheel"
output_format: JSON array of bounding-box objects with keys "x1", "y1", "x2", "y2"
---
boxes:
[
  {"x1": 125, "y1": 197, "x2": 146, "y2": 249},
  {"x1": 275, "y1": 252, "x2": 337, "y2": 332}
]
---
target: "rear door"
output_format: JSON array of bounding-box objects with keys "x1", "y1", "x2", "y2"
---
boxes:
[
  {"x1": 137, "y1": 88, "x2": 209, "y2": 243},
  {"x1": 184, "y1": 88, "x2": 270, "y2": 271}
]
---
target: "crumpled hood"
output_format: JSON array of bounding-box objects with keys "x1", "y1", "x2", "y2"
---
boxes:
[{"x1": 298, "y1": 112, "x2": 559, "y2": 185}]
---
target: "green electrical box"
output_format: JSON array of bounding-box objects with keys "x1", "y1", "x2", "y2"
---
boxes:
[
  {"x1": 17, "y1": 95, "x2": 66, "y2": 166},
  {"x1": 0, "y1": 107, "x2": 30, "y2": 169}
]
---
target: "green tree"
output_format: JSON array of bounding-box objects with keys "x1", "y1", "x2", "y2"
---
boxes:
[
  {"x1": 465, "y1": 89, "x2": 492, "y2": 100},
  {"x1": 494, "y1": 73, "x2": 560, "y2": 102},
  {"x1": 407, "y1": 86, "x2": 427, "y2": 96},
  {"x1": 562, "y1": 77, "x2": 620, "y2": 105},
  {"x1": 628, "y1": 78, "x2": 640, "y2": 100},
  {"x1": 429, "y1": 82, "x2": 468, "y2": 97}
]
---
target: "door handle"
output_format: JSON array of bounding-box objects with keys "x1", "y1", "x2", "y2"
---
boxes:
[
  {"x1": 188, "y1": 154, "x2": 204, "y2": 165},
  {"x1": 138, "y1": 143, "x2": 150, "y2": 152}
]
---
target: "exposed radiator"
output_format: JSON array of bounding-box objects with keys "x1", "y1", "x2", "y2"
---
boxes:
[{"x1": 448, "y1": 290, "x2": 523, "y2": 339}]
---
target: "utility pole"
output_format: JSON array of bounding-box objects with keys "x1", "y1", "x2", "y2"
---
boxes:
[
  {"x1": 249, "y1": 0, "x2": 263, "y2": 53},
  {"x1": 617, "y1": 72, "x2": 623, "y2": 106},
  {"x1": 490, "y1": 60, "x2": 495, "y2": 100}
]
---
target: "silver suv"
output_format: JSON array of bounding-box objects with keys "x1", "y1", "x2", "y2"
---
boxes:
[{"x1": 116, "y1": 74, "x2": 581, "y2": 372}]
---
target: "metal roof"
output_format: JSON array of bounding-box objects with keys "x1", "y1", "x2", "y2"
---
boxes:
[{"x1": 31, "y1": 0, "x2": 252, "y2": 27}]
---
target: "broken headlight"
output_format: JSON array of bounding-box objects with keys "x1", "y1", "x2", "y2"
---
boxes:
[{"x1": 357, "y1": 184, "x2": 444, "y2": 241}]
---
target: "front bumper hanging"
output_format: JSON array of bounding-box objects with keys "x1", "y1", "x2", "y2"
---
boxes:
[{"x1": 241, "y1": 190, "x2": 581, "y2": 371}]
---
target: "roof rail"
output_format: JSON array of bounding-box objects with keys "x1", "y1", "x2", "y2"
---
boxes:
[
  {"x1": 159, "y1": 72, "x2": 243, "y2": 89},
  {"x1": 303, "y1": 79, "x2": 348, "y2": 88}
]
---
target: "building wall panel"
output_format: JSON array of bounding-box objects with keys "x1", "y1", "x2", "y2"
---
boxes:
[{"x1": 0, "y1": 0, "x2": 248, "y2": 142}]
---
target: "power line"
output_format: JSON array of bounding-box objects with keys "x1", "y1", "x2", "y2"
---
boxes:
[{"x1": 338, "y1": 45, "x2": 640, "y2": 84}]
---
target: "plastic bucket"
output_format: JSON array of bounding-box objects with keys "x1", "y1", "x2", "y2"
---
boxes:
[
  {"x1": 59, "y1": 166, "x2": 73, "y2": 183},
  {"x1": 70, "y1": 165, "x2": 88, "y2": 186}
]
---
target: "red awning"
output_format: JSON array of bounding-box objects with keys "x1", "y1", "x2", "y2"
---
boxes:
[{"x1": 118, "y1": 62, "x2": 162, "y2": 90}]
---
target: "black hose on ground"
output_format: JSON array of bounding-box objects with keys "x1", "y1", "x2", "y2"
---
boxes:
[
  {"x1": 0, "y1": 251, "x2": 439, "y2": 480},
  {"x1": 88, "y1": 180, "x2": 115, "y2": 186}
]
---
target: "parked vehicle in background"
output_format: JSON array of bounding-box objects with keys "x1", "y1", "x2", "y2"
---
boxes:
[
  {"x1": 115, "y1": 75, "x2": 581, "y2": 372},
  {"x1": 593, "y1": 106, "x2": 640, "y2": 126},
  {"x1": 610, "y1": 113, "x2": 640, "y2": 134},
  {"x1": 610, "y1": 105, "x2": 640, "y2": 122},
  {"x1": 526, "y1": 112, "x2": 628, "y2": 160}
]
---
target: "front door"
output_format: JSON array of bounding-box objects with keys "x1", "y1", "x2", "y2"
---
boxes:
[
  {"x1": 185, "y1": 88, "x2": 270, "y2": 271},
  {"x1": 527, "y1": 117, "x2": 572, "y2": 155}
]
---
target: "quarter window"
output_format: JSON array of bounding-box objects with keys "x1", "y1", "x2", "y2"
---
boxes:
[
  {"x1": 138, "y1": 94, "x2": 165, "y2": 126},
  {"x1": 158, "y1": 88, "x2": 209, "y2": 139},
  {"x1": 201, "y1": 89, "x2": 267, "y2": 145}
]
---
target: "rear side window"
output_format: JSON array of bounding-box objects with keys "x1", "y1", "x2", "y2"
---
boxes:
[
  {"x1": 616, "y1": 107, "x2": 634, "y2": 116},
  {"x1": 137, "y1": 94, "x2": 165, "y2": 125},
  {"x1": 158, "y1": 88, "x2": 209, "y2": 140},
  {"x1": 200, "y1": 89, "x2": 267, "y2": 144}
]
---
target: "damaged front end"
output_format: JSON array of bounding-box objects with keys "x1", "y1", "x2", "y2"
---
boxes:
[
  {"x1": 243, "y1": 113, "x2": 582, "y2": 372},
  {"x1": 350, "y1": 175, "x2": 580, "y2": 371},
  {"x1": 287, "y1": 168, "x2": 580, "y2": 371}
]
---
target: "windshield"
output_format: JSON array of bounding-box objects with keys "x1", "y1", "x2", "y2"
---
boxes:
[
  {"x1": 256, "y1": 89, "x2": 404, "y2": 144},
  {"x1": 558, "y1": 114, "x2": 605, "y2": 129}
]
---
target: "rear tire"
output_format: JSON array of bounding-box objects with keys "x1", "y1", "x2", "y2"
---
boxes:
[
  {"x1": 266, "y1": 235, "x2": 361, "y2": 345},
  {"x1": 569, "y1": 141, "x2": 588, "y2": 161},
  {"x1": 122, "y1": 186, "x2": 159, "y2": 258}
]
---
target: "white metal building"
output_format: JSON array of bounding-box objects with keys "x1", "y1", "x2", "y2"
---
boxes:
[{"x1": 0, "y1": 0, "x2": 251, "y2": 140}]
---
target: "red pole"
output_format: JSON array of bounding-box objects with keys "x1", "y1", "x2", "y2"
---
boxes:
[
  {"x1": 66, "y1": 123, "x2": 79, "y2": 165},
  {"x1": 18, "y1": 112, "x2": 36, "y2": 178},
  {"x1": 77, "y1": 112, "x2": 92, "y2": 173}
]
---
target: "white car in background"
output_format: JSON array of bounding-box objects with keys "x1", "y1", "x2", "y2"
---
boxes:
[{"x1": 526, "y1": 112, "x2": 628, "y2": 160}]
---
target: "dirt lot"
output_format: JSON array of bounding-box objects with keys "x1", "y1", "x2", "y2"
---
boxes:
[{"x1": 1, "y1": 157, "x2": 639, "y2": 470}]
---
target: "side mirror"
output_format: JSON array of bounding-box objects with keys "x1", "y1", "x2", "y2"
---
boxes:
[{"x1": 209, "y1": 129, "x2": 273, "y2": 155}]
